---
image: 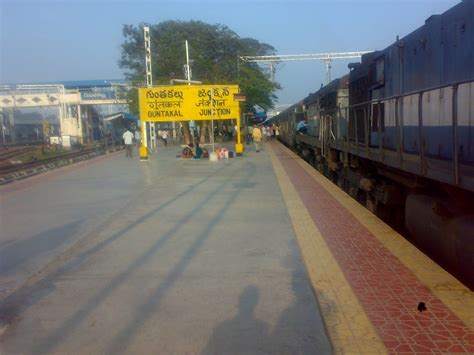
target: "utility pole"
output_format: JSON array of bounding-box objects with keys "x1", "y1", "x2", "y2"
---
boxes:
[
  {"x1": 141, "y1": 26, "x2": 152, "y2": 160},
  {"x1": 269, "y1": 63, "x2": 275, "y2": 82},
  {"x1": 324, "y1": 57, "x2": 332, "y2": 84},
  {"x1": 183, "y1": 40, "x2": 192, "y2": 143},
  {"x1": 144, "y1": 27, "x2": 153, "y2": 87},
  {"x1": 145, "y1": 28, "x2": 156, "y2": 152},
  {"x1": 185, "y1": 40, "x2": 192, "y2": 85}
]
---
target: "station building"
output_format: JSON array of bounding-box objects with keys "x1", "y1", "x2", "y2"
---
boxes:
[{"x1": 0, "y1": 80, "x2": 133, "y2": 146}]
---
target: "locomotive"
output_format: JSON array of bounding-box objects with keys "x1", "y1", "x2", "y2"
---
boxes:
[{"x1": 272, "y1": 0, "x2": 474, "y2": 287}]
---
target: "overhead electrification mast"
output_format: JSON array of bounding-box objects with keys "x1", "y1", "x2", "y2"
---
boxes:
[
  {"x1": 240, "y1": 51, "x2": 372, "y2": 84},
  {"x1": 140, "y1": 25, "x2": 153, "y2": 160}
]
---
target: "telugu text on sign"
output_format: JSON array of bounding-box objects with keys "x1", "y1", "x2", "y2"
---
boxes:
[{"x1": 139, "y1": 85, "x2": 240, "y2": 122}]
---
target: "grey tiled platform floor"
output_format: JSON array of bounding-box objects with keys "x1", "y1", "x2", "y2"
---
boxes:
[{"x1": 0, "y1": 143, "x2": 331, "y2": 354}]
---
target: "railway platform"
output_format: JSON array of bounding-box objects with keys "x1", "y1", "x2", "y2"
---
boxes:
[{"x1": 0, "y1": 141, "x2": 473, "y2": 354}]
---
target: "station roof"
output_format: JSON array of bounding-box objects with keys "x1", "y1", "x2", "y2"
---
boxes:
[
  {"x1": 103, "y1": 112, "x2": 138, "y2": 122},
  {"x1": 2, "y1": 79, "x2": 129, "y2": 90},
  {"x1": 60, "y1": 80, "x2": 128, "y2": 89}
]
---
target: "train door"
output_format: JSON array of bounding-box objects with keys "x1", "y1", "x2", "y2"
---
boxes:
[
  {"x1": 421, "y1": 87, "x2": 453, "y2": 160},
  {"x1": 457, "y1": 82, "x2": 474, "y2": 163},
  {"x1": 320, "y1": 114, "x2": 331, "y2": 157},
  {"x1": 401, "y1": 94, "x2": 420, "y2": 154},
  {"x1": 369, "y1": 102, "x2": 383, "y2": 147}
]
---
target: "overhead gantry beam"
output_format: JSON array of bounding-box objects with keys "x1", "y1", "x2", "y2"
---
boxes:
[{"x1": 240, "y1": 51, "x2": 373, "y2": 83}]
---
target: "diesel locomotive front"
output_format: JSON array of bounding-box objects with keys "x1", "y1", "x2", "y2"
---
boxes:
[{"x1": 273, "y1": 0, "x2": 474, "y2": 287}]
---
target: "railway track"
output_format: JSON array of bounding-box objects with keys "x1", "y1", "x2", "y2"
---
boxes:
[
  {"x1": 0, "y1": 146, "x2": 38, "y2": 161},
  {"x1": 0, "y1": 142, "x2": 123, "y2": 182}
]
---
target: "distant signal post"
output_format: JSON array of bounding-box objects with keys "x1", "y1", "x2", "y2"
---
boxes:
[{"x1": 138, "y1": 84, "x2": 244, "y2": 157}]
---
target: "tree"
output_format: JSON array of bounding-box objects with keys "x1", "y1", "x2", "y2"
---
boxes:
[{"x1": 119, "y1": 21, "x2": 280, "y2": 114}]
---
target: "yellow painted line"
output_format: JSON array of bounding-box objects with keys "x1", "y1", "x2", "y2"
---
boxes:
[
  {"x1": 268, "y1": 145, "x2": 387, "y2": 354},
  {"x1": 278, "y1": 143, "x2": 474, "y2": 330}
]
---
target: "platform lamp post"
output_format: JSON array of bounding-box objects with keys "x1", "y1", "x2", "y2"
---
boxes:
[{"x1": 140, "y1": 26, "x2": 152, "y2": 161}]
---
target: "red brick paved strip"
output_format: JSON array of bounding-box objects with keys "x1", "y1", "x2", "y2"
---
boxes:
[{"x1": 272, "y1": 143, "x2": 474, "y2": 354}]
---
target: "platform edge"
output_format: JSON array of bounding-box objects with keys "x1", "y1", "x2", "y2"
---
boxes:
[{"x1": 268, "y1": 145, "x2": 388, "y2": 354}]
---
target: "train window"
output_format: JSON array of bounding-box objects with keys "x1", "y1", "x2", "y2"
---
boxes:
[{"x1": 375, "y1": 57, "x2": 385, "y2": 85}]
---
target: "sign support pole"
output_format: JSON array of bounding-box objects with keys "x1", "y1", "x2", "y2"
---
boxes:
[
  {"x1": 210, "y1": 89, "x2": 215, "y2": 153},
  {"x1": 236, "y1": 105, "x2": 243, "y2": 156},
  {"x1": 233, "y1": 93, "x2": 246, "y2": 156},
  {"x1": 186, "y1": 40, "x2": 192, "y2": 147}
]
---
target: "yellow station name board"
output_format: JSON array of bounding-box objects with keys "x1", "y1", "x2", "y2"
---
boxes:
[{"x1": 139, "y1": 85, "x2": 240, "y2": 122}]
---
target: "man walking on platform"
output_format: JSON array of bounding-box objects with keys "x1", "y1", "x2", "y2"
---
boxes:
[
  {"x1": 123, "y1": 128, "x2": 134, "y2": 158},
  {"x1": 252, "y1": 125, "x2": 262, "y2": 152}
]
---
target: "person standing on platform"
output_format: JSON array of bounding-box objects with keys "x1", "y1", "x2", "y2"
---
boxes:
[
  {"x1": 161, "y1": 129, "x2": 169, "y2": 147},
  {"x1": 157, "y1": 129, "x2": 163, "y2": 144},
  {"x1": 252, "y1": 125, "x2": 262, "y2": 153},
  {"x1": 123, "y1": 128, "x2": 134, "y2": 158},
  {"x1": 266, "y1": 126, "x2": 272, "y2": 140},
  {"x1": 247, "y1": 125, "x2": 253, "y2": 145},
  {"x1": 134, "y1": 130, "x2": 141, "y2": 146},
  {"x1": 222, "y1": 123, "x2": 227, "y2": 141},
  {"x1": 234, "y1": 123, "x2": 238, "y2": 141}
]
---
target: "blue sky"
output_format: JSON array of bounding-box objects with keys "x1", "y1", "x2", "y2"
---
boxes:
[{"x1": 0, "y1": 0, "x2": 460, "y2": 105}]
